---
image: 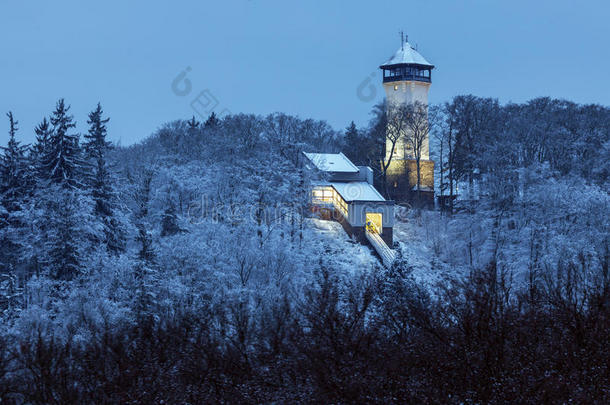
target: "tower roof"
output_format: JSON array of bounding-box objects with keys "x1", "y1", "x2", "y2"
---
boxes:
[{"x1": 380, "y1": 42, "x2": 434, "y2": 69}]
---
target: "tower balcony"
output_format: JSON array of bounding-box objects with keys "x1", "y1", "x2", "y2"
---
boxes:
[
  {"x1": 381, "y1": 63, "x2": 432, "y2": 84},
  {"x1": 382, "y1": 74, "x2": 431, "y2": 83}
]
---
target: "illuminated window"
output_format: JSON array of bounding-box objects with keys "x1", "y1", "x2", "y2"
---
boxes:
[
  {"x1": 333, "y1": 191, "x2": 348, "y2": 218},
  {"x1": 312, "y1": 186, "x2": 334, "y2": 204},
  {"x1": 311, "y1": 186, "x2": 348, "y2": 218},
  {"x1": 393, "y1": 85, "x2": 398, "y2": 91}
]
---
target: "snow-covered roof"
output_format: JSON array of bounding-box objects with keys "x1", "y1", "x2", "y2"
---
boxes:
[
  {"x1": 331, "y1": 181, "x2": 386, "y2": 202},
  {"x1": 380, "y1": 42, "x2": 434, "y2": 68},
  {"x1": 303, "y1": 152, "x2": 359, "y2": 173}
]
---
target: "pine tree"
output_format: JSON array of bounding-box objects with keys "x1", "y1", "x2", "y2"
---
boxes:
[
  {"x1": 345, "y1": 121, "x2": 359, "y2": 144},
  {"x1": 344, "y1": 121, "x2": 363, "y2": 164},
  {"x1": 204, "y1": 112, "x2": 220, "y2": 128},
  {"x1": 133, "y1": 170, "x2": 157, "y2": 320},
  {"x1": 31, "y1": 117, "x2": 52, "y2": 170},
  {"x1": 187, "y1": 115, "x2": 200, "y2": 130},
  {"x1": 83, "y1": 103, "x2": 125, "y2": 253},
  {"x1": 134, "y1": 226, "x2": 158, "y2": 321},
  {"x1": 42, "y1": 192, "x2": 82, "y2": 280},
  {"x1": 0, "y1": 112, "x2": 31, "y2": 312},
  {"x1": 41, "y1": 99, "x2": 83, "y2": 189},
  {"x1": 84, "y1": 103, "x2": 112, "y2": 160},
  {"x1": 0, "y1": 112, "x2": 29, "y2": 211},
  {"x1": 36, "y1": 100, "x2": 90, "y2": 280},
  {"x1": 160, "y1": 199, "x2": 181, "y2": 237}
]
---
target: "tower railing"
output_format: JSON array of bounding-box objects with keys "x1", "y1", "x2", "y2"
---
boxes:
[{"x1": 383, "y1": 74, "x2": 431, "y2": 83}]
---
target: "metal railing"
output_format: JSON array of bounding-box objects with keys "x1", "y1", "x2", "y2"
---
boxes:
[
  {"x1": 383, "y1": 75, "x2": 431, "y2": 83},
  {"x1": 365, "y1": 230, "x2": 396, "y2": 267}
]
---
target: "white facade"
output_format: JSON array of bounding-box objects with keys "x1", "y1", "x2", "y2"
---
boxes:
[
  {"x1": 381, "y1": 41, "x2": 433, "y2": 163},
  {"x1": 348, "y1": 202, "x2": 394, "y2": 228},
  {"x1": 384, "y1": 81, "x2": 431, "y2": 161}
]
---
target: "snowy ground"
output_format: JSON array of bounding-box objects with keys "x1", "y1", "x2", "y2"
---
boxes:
[
  {"x1": 393, "y1": 217, "x2": 462, "y2": 289},
  {"x1": 307, "y1": 218, "x2": 378, "y2": 272},
  {"x1": 308, "y1": 216, "x2": 461, "y2": 289}
]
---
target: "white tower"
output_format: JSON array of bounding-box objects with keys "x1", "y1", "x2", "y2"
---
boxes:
[{"x1": 380, "y1": 36, "x2": 435, "y2": 200}]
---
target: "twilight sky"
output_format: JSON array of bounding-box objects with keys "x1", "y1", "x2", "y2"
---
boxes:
[{"x1": 1, "y1": 0, "x2": 609, "y2": 145}]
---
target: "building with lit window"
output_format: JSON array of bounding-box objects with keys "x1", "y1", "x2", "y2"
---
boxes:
[
  {"x1": 380, "y1": 37, "x2": 435, "y2": 204},
  {"x1": 303, "y1": 152, "x2": 395, "y2": 251}
]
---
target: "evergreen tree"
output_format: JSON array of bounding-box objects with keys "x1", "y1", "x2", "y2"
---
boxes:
[
  {"x1": 40, "y1": 99, "x2": 83, "y2": 189},
  {"x1": 84, "y1": 103, "x2": 125, "y2": 253},
  {"x1": 36, "y1": 100, "x2": 91, "y2": 280},
  {"x1": 133, "y1": 170, "x2": 158, "y2": 320},
  {"x1": 204, "y1": 112, "x2": 220, "y2": 128},
  {"x1": 0, "y1": 112, "x2": 30, "y2": 211},
  {"x1": 42, "y1": 192, "x2": 82, "y2": 280},
  {"x1": 343, "y1": 121, "x2": 360, "y2": 162},
  {"x1": 345, "y1": 121, "x2": 359, "y2": 145},
  {"x1": 187, "y1": 115, "x2": 200, "y2": 130},
  {"x1": 134, "y1": 226, "x2": 158, "y2": 321},
  {"x1": 160, "y1": 199, "x2": 181, "y2": 237},
  {"x1": 0, "y1": 112, "x2": 30, "y2": 311},
  {"x1": 84, "y1": 103, "x2": 112, "y2": 159},
  {"x1": 31, "y1": 117, "x2": 52, "y2": 170},
  {"x1": 26, "y1": 117, "x2": 54, "y2": 278}
]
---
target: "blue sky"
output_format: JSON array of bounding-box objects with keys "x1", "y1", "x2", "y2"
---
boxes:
[{"x1": 1, "y1": 0, "x2": 609, "y2": 145}]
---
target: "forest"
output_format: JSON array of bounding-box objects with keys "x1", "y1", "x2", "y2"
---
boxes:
[{"x1": 0, "y1": 96, "x2": 608, "y2": 403}]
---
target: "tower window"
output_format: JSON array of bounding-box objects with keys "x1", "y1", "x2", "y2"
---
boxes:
[{"x1": 393, "y1": 85, "x2": 398, "y2": 91}]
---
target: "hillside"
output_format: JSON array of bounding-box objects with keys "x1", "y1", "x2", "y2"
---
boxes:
[{"x1": 0, "y1": 100, "x2": 608, "y2": 403}]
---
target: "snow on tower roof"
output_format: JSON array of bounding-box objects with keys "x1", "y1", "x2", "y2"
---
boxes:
[
  {"x1": 380, "y1": 42, "x2": 434, "y2": 68},
  {"x1": 303, "y1": 152, "x2": 359, "y2": 173}
]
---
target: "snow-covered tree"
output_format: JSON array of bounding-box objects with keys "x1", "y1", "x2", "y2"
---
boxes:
[
  {"x1": 84, "y1": 103, "x2": 126, "y2": 253},
  {"x1": 204, "y1": 111, "x2": 219, "y2": 128},
  {"x1": 34, "y1": 100, "x2": 95, "y2": 281},
  {"x1": 0, "y1": 112, "x2": 30, "y2": 314},
  {"x1": 40, "y1": 99, "x2": 84, "y2": 189},
  {"x1": 31, "y1": 117, "x2": 52, "y2": 174}
]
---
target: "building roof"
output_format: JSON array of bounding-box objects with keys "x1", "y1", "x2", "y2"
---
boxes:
[
  {"x1": 380, "y1": 42, "x2": 434, "y2": 68},
  {"x1": 303, "y1": 152, "x2": 359, "y2": 173},
  {"x1": 331, "y1": 181, "x2": 386, "y2": 202}
]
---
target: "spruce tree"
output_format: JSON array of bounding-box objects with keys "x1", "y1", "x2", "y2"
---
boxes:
[
  {"x1": 204, "y1": 112, "x2": 220, "y2": 128},
  {"x1": 28, "y1": 117, "x2": 53, "y2": 278},
  {"x1": 345, "y1": 121, "x2": 358, "y2": 145},
  {"x1": 0, "y1": 112, "x2": 29, "y2": 211},
  {"x1": 344, "y1": 121, "x2": 361, "y2": 163},
  {"x1": 41, "y1": 99, "x2": 83, "y2": 189},
  {"x1": 0, "y1": 112, "x2": 30, "y2": 310},
  {"x1": 37, "y1": 100, "x2": 89, "y2": 280},
  {"x1": 84, "y1": 103, "x2": 125, "y2": 253},
  {"x1": 133, "y1": 170, "x2": 157, "y2": 320},
  {"x1": 43, "y1": 193, "x2": 82, "y2": 280},
  {"x1": 134, "y1": 225, "x2": 158, "y2": 321},
  {"x1": 31, "y1": 117, "x2": 52, "y2": 170},
  {"x1": 160, "y1": 199, "x2": 181, "y2": 237},
  {"x1": 187, "y1": 115, "x2": 200, "y2": 130}
]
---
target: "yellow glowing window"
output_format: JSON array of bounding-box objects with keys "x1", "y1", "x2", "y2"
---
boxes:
[
  {"x1": 394, "y1": 85, "x2": 398, "y2": 91},
  {"x1": 311, "y1": 186, "x2": 348, "y2": 218},
  {"x1": 312, "y1": 186, "x2": 334, "y2": 204}
]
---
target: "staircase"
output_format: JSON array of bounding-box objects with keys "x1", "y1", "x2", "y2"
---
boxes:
[{"x1": 365, "y1": 230, "x2": 396, "y2": 267}]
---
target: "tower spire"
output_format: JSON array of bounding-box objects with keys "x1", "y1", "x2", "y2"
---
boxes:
[{"x1": 400, "y1": 31, "x2": 404, "y2": 50}]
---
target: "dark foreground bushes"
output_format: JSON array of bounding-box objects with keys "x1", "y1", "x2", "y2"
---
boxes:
[{"x1": 0, "y1": 261, "x2": 608, "y2": 404}]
